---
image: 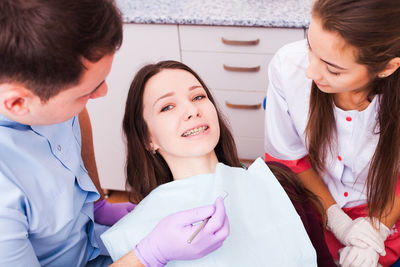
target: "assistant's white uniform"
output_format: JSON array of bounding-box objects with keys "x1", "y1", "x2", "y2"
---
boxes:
[
  {"x1": 264, "y1": 39, "x2": 400, "y2": 267},
  {"x1": 264, "y1": 39, "x2": 386, "y2": 208}
]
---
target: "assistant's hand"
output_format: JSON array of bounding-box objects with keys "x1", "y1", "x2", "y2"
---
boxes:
[
  {"x1": 134, "y1": 197, "x2": 230, "y2": 267},
  {"x1": 94, "y1": 199, "x2": 136, "y2": 226},
  {"x1": 346, "y1": 217, "x2": 390, "y2": 256},
  {"x1": 326, "y1": 204, "x2": 355, "y2": 245},
  {"x1": 339, "y1": 246, "x2": 380, "y2": 267},
  {"x1": 326, "y1": 204, "x2": 386, "y2": 255}
]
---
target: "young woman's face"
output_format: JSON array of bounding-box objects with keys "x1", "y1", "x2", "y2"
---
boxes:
[
  {"x1": 142, "y1": 69, "x2": 220, "y2": 161},
  {"x1": 306, "y1": 16, "x2": 372, "y2": 94}
]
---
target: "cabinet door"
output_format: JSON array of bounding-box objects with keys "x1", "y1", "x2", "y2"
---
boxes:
[
  {"x1": 212, "y1": 90, "x2": 266, "y2": 160},
  {"x1": 87, "y1": 24, "x2": 180, "y2": 190}
]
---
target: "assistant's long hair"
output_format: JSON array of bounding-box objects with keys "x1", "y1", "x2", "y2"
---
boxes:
[
  {"x1": 123, "y1": 61, "x2": 241, "y2": 203},
  {"x1": 307, "y1": 0, "x2": 400, "y2": 219}
]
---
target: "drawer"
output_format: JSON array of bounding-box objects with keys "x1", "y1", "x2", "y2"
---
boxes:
[
  {"x1": 235, "y1": 137, "x2": 265, "y2": 161},
  {"x1": 212, "y1": 90, "x2": 265, "y2": 139},
  {"x1": 180, "y1": 25, "x2": 304, "y2": 54},
  {"x1": 182, "y1": 51, "x2": 272, "y2": 92}
]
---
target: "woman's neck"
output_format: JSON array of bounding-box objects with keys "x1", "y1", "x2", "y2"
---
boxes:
[
  {"x1": 165, "y1": 152, "x2": 219, "y2": 181},
  {"x1": 334, "y1": 90, "x2": 372, "y2": 111}
]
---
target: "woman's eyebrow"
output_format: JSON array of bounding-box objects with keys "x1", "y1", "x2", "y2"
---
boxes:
[
  {"x1": 153, "y1": 85, "x2": 203, "y2": 106},
  {"x1": 153, "y1": 91, "x2": 174, "y2": 107},
  {"x1": 189, "y1": 85, "x2": 202, "y2": 91},
  {"x1": 321, "y1": 59, "x2": 347, "y2": 70}
]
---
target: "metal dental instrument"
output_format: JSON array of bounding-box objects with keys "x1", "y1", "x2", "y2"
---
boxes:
[
  {"x1": 187, "y1": 216, "x2": 211, "y2": 244},
  {"x1": 187, "y1": 192, "x2": 229, "y2": 244}
]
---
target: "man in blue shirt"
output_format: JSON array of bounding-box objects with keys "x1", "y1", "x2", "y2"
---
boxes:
[{"x1": 0, "y1": 0, "x2": 229, "y2": 266}]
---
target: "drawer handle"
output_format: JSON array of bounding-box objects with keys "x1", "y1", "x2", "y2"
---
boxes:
[
  {"x1": 223, "y1": 64, "x2": 260, "y2": 72},
  {"x1": 221, "y1": 37, "x2": 260, "y2": 46},
  {"x1": 225, "y1": 101, "x2": 261, "y2": 110}
]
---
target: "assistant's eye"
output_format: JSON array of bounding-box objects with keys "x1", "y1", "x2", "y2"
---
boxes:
[
  {"x1": 327, "y1": 68, "x2": 340, "y2": 76},
  {"x1": 193, "y1": 95, "x2": 206, "y2": 101},
  {"x1": 160, "y1": 104, "x2": 174, "y2": 112}
]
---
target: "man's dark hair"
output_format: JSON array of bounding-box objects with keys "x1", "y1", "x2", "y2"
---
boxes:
[{"x1": 0, "y1": 0, "x2": 123, "y2": 101}]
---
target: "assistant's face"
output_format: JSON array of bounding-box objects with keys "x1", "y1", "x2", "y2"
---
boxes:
[{"x1": 306, "y1": 16, "x2": 371, "y2": 95}]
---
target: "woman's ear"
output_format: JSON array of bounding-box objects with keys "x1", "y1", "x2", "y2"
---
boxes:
[
  {"x1": 147, "y1": 142, "x2": 159, "y2": 154},
  {"x1": 0, "y1": 84, "x2": 30, "y2": 116},
  {"x1": 378, "y1": 57, "x2": 400, "y2": 78}
]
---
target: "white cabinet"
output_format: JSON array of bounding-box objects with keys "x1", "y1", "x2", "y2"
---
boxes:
[
  {"x1": 87, "y1": 24, "x2": 180, "y2": 190},
  {"x1": 180, "y1": 25, "x2": 304, "y2": 161},
  {"x1": 88, "y1": 23, "x2": 305, "y2": 190}
]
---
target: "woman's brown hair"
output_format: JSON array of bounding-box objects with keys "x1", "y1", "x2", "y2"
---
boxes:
[
  {"x1": 307, "y1": 0, "x2": 400, "y2": 219},
  {"x1": 123, "y1": 60, "x2": 241, "y2": 203},
  {"x1": 124, "y1": 60, "x2": 326, "y2": 225}
]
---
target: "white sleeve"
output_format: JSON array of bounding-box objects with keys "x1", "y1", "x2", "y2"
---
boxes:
[{"x1": 264, "y1": 49, "x2": 308, "y2": 161}]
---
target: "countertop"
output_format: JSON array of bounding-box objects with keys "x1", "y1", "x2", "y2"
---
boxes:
[{"x1": 116, "y1": 0, "x2": 313, "y2": 28}]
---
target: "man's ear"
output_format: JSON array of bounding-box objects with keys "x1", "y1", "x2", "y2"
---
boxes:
[
  {"x1": 0, "y1": 85, "x2": 30, "y2": 116},
  {"x1": 378, "y1": 57, "x2": 400, "y2": 78}
]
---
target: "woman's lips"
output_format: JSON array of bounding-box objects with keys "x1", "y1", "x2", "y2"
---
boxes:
[
  {"x1": 315, "y1": 81, "x2": 328, "y2": 87},
  {"x1": 181, "y1": 125, "x2": 209, "y2": 137}
]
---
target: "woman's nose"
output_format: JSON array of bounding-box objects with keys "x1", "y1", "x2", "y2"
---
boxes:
[
  {"x1": 306, "y1": 52, "x2": 323, "y2": 81},
  {"x1": 184, "y1": 103, "x2": 201, "y2": 121}
]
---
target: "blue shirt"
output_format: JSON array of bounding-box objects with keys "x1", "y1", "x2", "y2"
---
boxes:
[{"x1": 0, "y1": 114, "x2": 104, "y2": 266}]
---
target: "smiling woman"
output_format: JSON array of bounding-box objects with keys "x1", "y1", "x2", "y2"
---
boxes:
[
  {"x1": 100, "y1": 60, "x2": 324, "y2": 266},
  {"x1": 122, "y1": 60, "x2": 241, "y2": 202},
  {"x1": 142, "y1": 68, "x2": 221, "y2": 180}
]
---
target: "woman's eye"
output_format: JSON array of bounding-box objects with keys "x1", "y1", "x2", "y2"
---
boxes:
[
  {"x1": 193, "y1": 95, "x2": 206, "y2": 101},
  {"x1": 327, "y1": 68, "x2": 340, "y2": 76},
  {"x1": 160, "y1": 105, "x2": 173, "y2": 112}
]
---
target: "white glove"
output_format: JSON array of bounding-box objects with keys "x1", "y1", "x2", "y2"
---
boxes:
[
  {"x1": 326, "y1": 205, "x2": 387, "y2": 255},
  {"x1": 339, "y1": 246, "x2": 379, "y2": 267},
  {"x1": 326, "y1": 204, "x2": 353, "y2": 245},
  {"x1": 347, "y1": 217, "x2": 390, "y2": 256}
]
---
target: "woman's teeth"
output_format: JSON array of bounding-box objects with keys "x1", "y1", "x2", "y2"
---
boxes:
[{"x1": 182, "y1": 126, "x2": 208, "y2": 137}]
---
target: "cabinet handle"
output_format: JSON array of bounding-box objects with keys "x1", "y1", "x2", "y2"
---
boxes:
[
  {"x1": 221, "y1": 37, "x2": 260, "y2": 46},
  {"x1": 223, "y1": 64, "x2": 260, "y2": 72},
  {"x1": 225, "y1": 101, "x2": 261, "y2": 110}
]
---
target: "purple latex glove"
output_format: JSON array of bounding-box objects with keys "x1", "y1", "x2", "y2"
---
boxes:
[
  {"x1": 134, "y1": 197, "x2": 229, "y2": 267},
  {"x1": 94, "y1": 199, "x2": 136, "y2": 226}
]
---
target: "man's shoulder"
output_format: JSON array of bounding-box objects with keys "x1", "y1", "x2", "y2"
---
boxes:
[{"x1": 0, "y1": 119, "x2": 73, "y2": 168}]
